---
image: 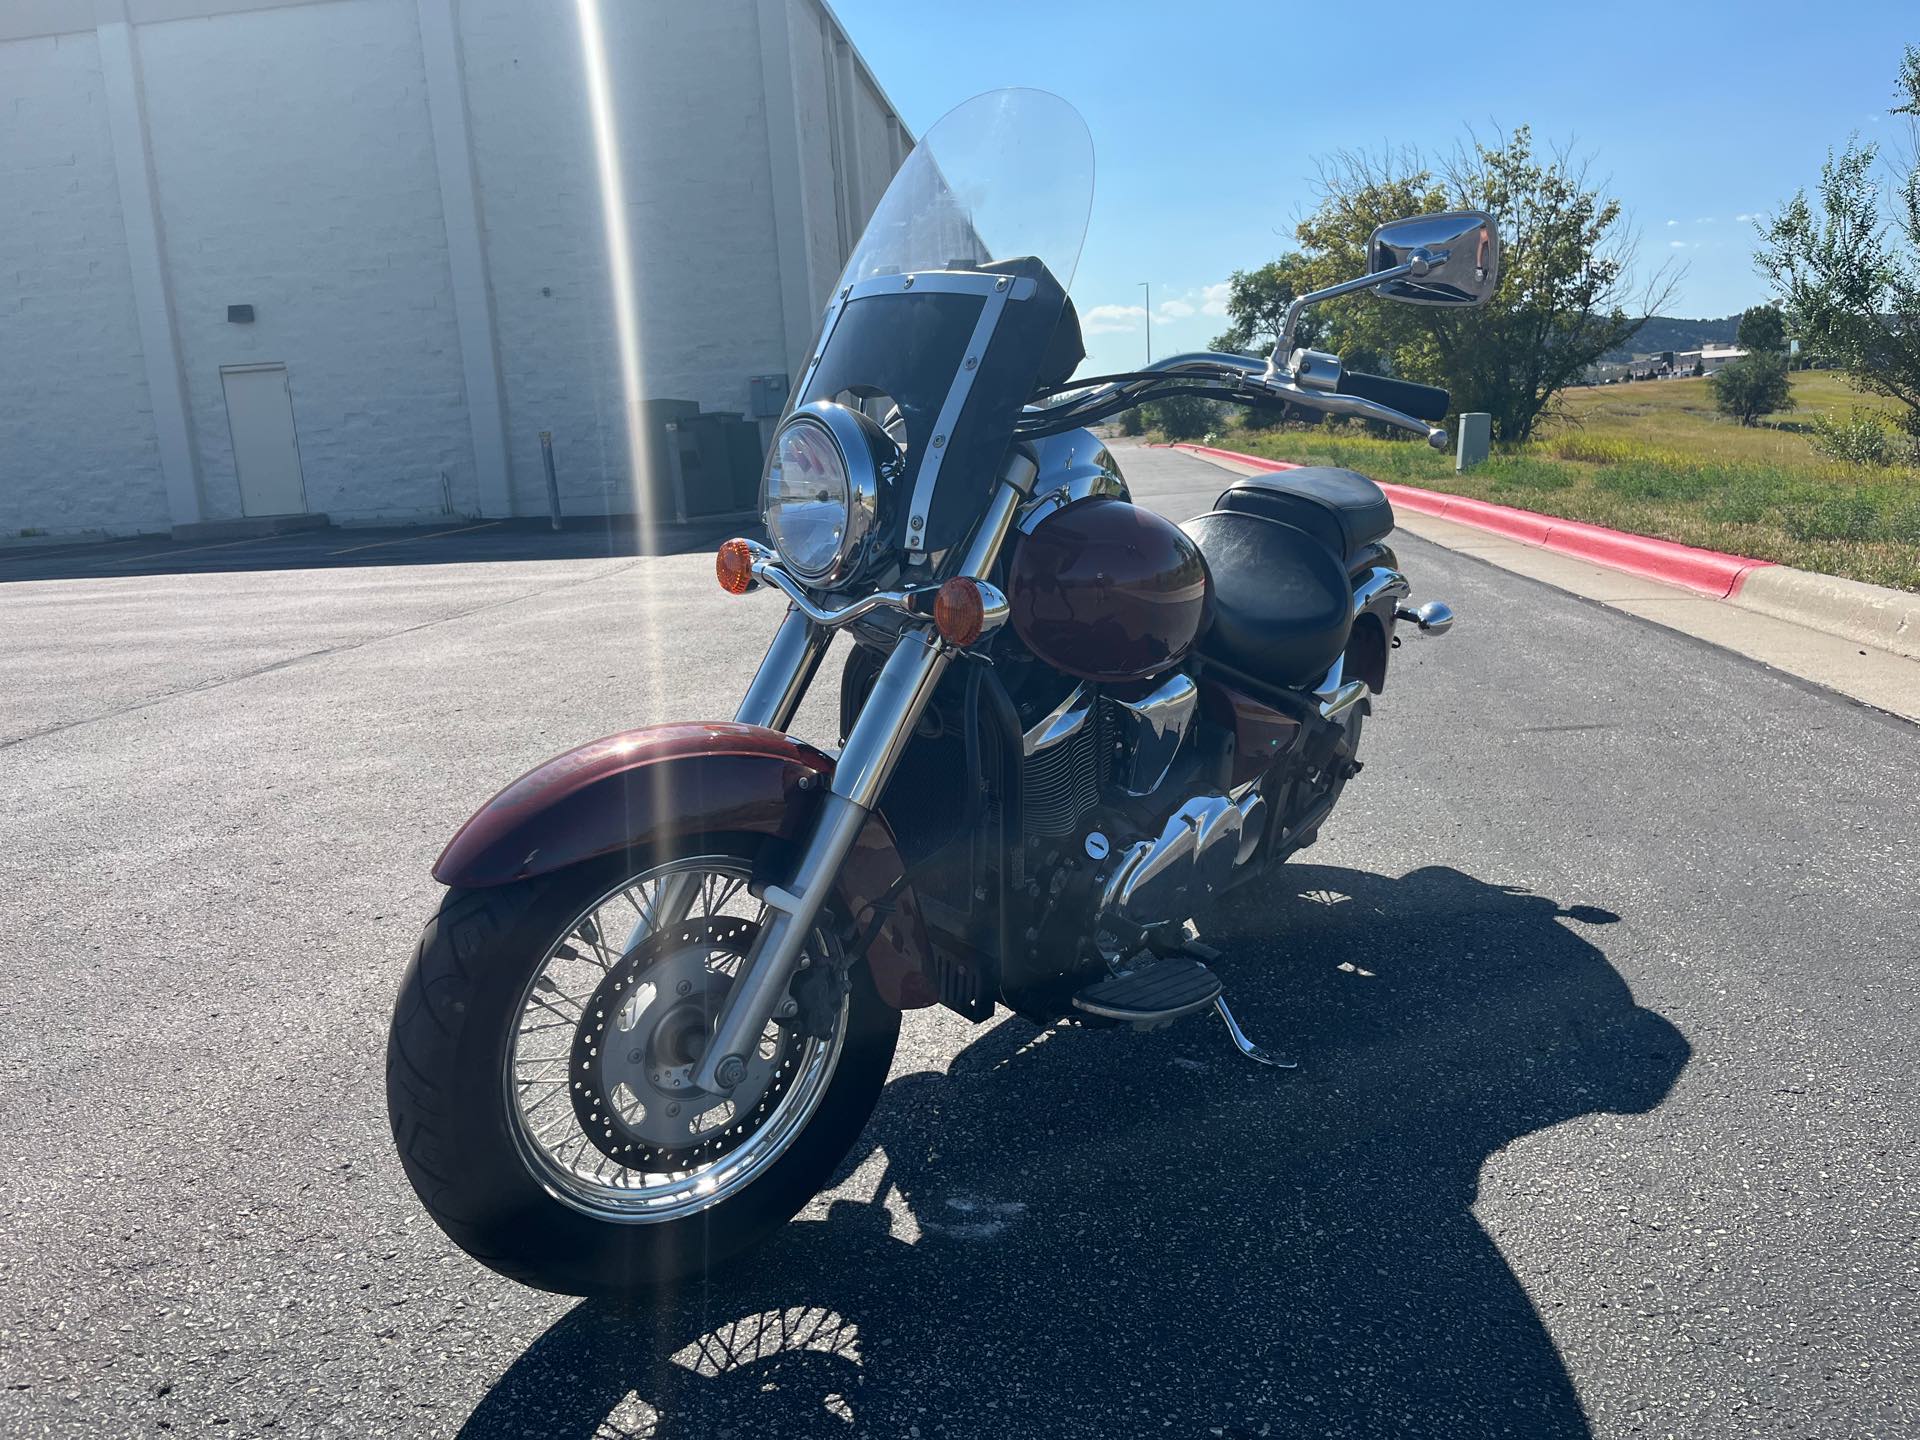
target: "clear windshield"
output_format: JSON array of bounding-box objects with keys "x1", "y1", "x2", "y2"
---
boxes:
[{"x1": 838, "y1": 88, "x2": 1094, "y2": 290}]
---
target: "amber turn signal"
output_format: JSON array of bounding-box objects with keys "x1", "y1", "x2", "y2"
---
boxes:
[
  {"x1": 716, "y1": 538, "x2": 756, "y2": 595},
  {"x1": 934, "y1": 577, "x2": 987, "y2": 647}
]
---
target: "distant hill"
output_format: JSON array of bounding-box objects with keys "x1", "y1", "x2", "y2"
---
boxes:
[{"x1": 1602, "y1": 315, "x2": 1741, "y2": 362}]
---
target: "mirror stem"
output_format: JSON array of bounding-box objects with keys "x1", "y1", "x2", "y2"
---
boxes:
[{"x1": 1269, "y1": 260, "x2": 1418, "y2": 368}]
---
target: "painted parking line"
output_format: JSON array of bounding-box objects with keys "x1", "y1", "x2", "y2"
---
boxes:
[
  {"x1": 327, "y1": 521, "x2": 501, "y2": 556},
  {"x1": 0, "y1": 536, "x2": 161, "y2": 567},
  {"x1": 100, "y1": 532, "x2": 313, "y2": 566}
]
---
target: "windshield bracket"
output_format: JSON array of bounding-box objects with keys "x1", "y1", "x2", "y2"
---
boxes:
[{"x1": 902, "y1": 272, "x2": 1021, "y2": 551}]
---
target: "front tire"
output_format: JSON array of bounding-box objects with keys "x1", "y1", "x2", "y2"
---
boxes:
[{"x1": 385, "y1": 841, "x2": 898, "y2": 1297}]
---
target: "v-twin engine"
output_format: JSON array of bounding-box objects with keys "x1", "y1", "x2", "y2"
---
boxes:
[{"x1": 1019, "y1": 674, "x2": 1270, "y2": 937}]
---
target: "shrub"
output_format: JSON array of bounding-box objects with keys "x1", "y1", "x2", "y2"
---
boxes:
[
  {"x1": 1703, "y1": 484, "x2": 1773, "y2": 526},
  {"x1": 1141, "y1": 394, "x2": 1219, "y2": 441},
  {"x1": 1117, "y1": 406, "x2": 1144, "y2": 437},
  {"x1": 1710, "y1": 352, "x2": 1794, "y2": 426},
  {"x1": 1807, "y1": 408, "x2": 1905, "y2": 466},
  {"x1": 1889, "y1": 500, "x2": 1920, "y2": 544},
  {"x1": 1784, "y1": 493, "x2": 1884, "y2": 541}
]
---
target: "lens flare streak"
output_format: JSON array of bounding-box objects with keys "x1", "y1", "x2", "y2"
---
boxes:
[{"x1": 575, "y1": 0, "x2": 650, "y2": 525}]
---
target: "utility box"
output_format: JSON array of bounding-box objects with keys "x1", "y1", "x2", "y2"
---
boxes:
[
  {"x1": 666, "y1": 411, "x2": 762, "y2": 520},
  {"x1": 635, "y1": 399, "x2": 701, "y2": 517},
  {"x1": 1456, "y1": 412, "x2": 1492, "y2": 472},
  {"x1": 748, "y1": 373, "x2": 790, "y2": 418}
]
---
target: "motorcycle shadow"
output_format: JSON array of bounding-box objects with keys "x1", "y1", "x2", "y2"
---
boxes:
[{"x1": 460, "y1": 862, "x2": 1688, "y2": 1439}]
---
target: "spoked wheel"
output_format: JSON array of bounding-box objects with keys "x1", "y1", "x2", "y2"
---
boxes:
[{"x1": 387, "y1": 840, "x2": 899, "y2": 1296}]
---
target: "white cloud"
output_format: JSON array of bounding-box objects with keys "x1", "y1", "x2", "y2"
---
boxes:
[
  {"x1": 1669, "y1": 239, "x2": 1689, "y2": 249},
  {"x1": 1082, "y1": 303, "x2": 1146, "y2": 335},
  {"x1": 1202, "y1": 282, "x2": 1231, "y2": 317},
  {"x1": 1735, "y1": 212, "x2": 1761, "y2": 223},
  {"x1": 1694, "y1": 216, "x2": 1716, "y2": 224},
  {"x1": 1157, "y1": 298, "x2": 1196, "y2": 320},
  {"x1": 1665, "y1": 218, "x2": 1680, "y2": 227}
]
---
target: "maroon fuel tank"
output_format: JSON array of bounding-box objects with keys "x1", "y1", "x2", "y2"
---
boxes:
[{"x1": 1005, "y1": 496, "x2": 1210, "y2": 683}]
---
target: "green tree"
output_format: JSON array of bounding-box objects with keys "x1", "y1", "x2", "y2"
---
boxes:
[
  {"x1": 1208, "y1": 254, "x2": 1322, "y2": 355},
  {"x1": 1735, "y1": 303, "x2": 1787, "y2": 354},
  {"x1": 1710, "y1": 351, "x2": 1794, "y2": 425},
  {"x1": 1141, "y1": 393, "x2": 1218, "y2": 441},
  {"x1": 1691, "y1": 356, "x2": 1705, "y2": 377},
  {"x1": 1757, "y1": 44, "x2": 1920, "y2": 436},
  {"x1": 1286, "y1": 129, "x2": 1670, "y2": 442}
]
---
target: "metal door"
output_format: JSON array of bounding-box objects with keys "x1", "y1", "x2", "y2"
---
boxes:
[{"x1": 220, "y1": 364, "x2": 306, "y2": 516}]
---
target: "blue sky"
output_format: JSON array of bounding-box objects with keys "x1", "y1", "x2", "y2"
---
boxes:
[{"x1": 828, "y1": 0, "x2": 1919, "y2": 375}]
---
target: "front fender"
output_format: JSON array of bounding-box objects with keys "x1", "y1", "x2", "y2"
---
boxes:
[{"x1": 433, "y1": 721, "x2": 938, "y2": 1009}]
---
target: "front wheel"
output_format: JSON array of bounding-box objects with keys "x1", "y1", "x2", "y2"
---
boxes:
[{"x1": 385, "y1": 841, "x2": 898, "y2": 1296}]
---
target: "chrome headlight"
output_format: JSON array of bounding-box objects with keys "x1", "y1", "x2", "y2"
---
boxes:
[{"x1": 762, "y1": 401, "x2": 895, "y2": 586}]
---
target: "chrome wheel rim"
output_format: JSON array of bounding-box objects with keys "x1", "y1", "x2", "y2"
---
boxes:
[{"x1": 504, "y1": 856, "x2": 847, "y2": 1224}]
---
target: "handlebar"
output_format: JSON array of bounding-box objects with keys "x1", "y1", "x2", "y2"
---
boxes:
[
  {"x1": 1018, "y1": 350, "x2": 1450, "y2": 449},
  {"x1": 1336, "y1": 370, "x2": 1450, "y2": 423}
]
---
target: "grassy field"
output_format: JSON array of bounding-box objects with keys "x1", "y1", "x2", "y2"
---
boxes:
[{"x1": 1198, "y1": 373, "x2": 1920, "y2": 591}]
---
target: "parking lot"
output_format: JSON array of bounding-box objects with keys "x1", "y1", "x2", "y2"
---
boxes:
[{"x1": 1, "y1": 442, "x2": 1915, "y2": 1438}]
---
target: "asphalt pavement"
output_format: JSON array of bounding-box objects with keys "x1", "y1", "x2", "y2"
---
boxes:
[{"x1": 1, "y1": 441, "x2": 1914, "y2": 1438}]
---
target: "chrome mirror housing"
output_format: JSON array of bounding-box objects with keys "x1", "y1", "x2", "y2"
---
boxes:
[{"x1": 1367, "y1": 211, "x2": 1501, "y2": 307}]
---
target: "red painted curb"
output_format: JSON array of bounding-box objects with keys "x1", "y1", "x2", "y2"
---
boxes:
[{"x1": 1166, "y1": 442, "x2": 1774, "y2": 600}]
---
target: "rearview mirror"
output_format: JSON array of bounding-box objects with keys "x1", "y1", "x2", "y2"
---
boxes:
[{"x1": 1368, "y1": 211, "x2": 1500, "y2": 306}]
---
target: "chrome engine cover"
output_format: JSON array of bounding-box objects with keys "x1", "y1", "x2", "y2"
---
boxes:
[
  {"x1": 1107, "y1": 673, "x2": 1197, "y2": 795},
  {"x1": 1101, "y1": 788, "x2": 1265, "y2": 929}
]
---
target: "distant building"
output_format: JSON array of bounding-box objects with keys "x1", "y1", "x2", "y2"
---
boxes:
[
  {"x1": 1, "y1": 0, "x2": 906, "y2": 539},
  {"x1": 1697, "y1": 345, "x2": 1748, "y2": 373}
]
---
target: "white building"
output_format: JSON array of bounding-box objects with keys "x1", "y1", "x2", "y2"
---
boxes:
[
  {"x1": 1696, "y1": 344, "x2": 1748, "y2": 374},
  {"x1": 0, "y1": 0, "x2": 906, "y2": 539}
]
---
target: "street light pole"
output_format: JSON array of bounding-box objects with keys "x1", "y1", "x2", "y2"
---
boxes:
[{"x1": 1140, "y1": 281, "x2": 1151, "y2": 365}]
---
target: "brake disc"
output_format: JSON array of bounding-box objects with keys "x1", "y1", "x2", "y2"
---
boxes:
[{"x1": 568, "y1": 916, "x2": 804, "y2": 1172}]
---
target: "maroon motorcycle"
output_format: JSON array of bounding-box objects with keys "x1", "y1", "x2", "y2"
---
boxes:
[{"x1": 387, "y1": 88, "x2": 1494, "y2": 1296}]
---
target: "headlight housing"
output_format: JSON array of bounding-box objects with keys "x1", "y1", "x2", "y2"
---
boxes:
[{"x1": 762, "y1": 401, "x2": 896, "y2": 586}]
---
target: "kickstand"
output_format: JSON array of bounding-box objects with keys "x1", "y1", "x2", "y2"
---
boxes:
[{"x1": 1214, "y1": 996, "x2": 1296, "y2": 1070}]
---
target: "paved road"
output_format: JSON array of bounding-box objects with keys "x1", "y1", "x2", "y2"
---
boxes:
[{"x1": 2, "y1": 442, "x2": 1914, "y2": 1438}]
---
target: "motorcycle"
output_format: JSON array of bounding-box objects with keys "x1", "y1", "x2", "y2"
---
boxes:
[{"x1": 387, "y1": 88, "x2": 1498, "y2": 1297}]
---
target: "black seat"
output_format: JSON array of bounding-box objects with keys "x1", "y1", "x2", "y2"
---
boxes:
[
  {"x1": 1182, "y1": 510, "x2": 1352, "y2": 691},
  {"x1": 1214, "y1": 467, "x2": 1394, "y2": 561}
]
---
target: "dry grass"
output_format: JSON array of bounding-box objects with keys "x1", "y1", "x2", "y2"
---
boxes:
[{"x1": 1201, "y1": 374, "x2": 1920, "y2": 591}]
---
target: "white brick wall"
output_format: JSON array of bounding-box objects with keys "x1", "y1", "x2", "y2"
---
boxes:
[
  {"x1": 0, "y1": 0, "x2": 902, "y2": 535},
  {"x1": 0, "y1": 30, "x2": 169, "y2": 537},
  {"x1": 459, "y1": 0, "x2": 796, "y2": 514},
  {"x1": 138, "y1": 0, "x2": 477, "y2": 525}
]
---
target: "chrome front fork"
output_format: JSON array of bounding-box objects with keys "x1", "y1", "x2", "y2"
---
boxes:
[
  {"x1": 690, "y1": 479, "x2": 1023, "y2": 1095},
  {"x1": 693, "y1": 625, "x2": 954, "y2": 1092},
  {"x1": 624, "y1": 610, "x2": 834, "y2": 953},
  {"x1": 736, "y1": 606, "x2": 831, "y2": 733}
]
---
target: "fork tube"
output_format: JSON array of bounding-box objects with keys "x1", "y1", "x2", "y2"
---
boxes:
[
  {"x1": 693, "y1": 627, "x2": 953, "y2": 1093},
  {"x1": 606, "y1": 608, "x2": 826, "y2": 951},
  {"x1": 736, "y1": 605, "x2": 829, "y2": 731},
  {"x1": 693, "y1": 480, "x2": 1021, "y2": 1095}
]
